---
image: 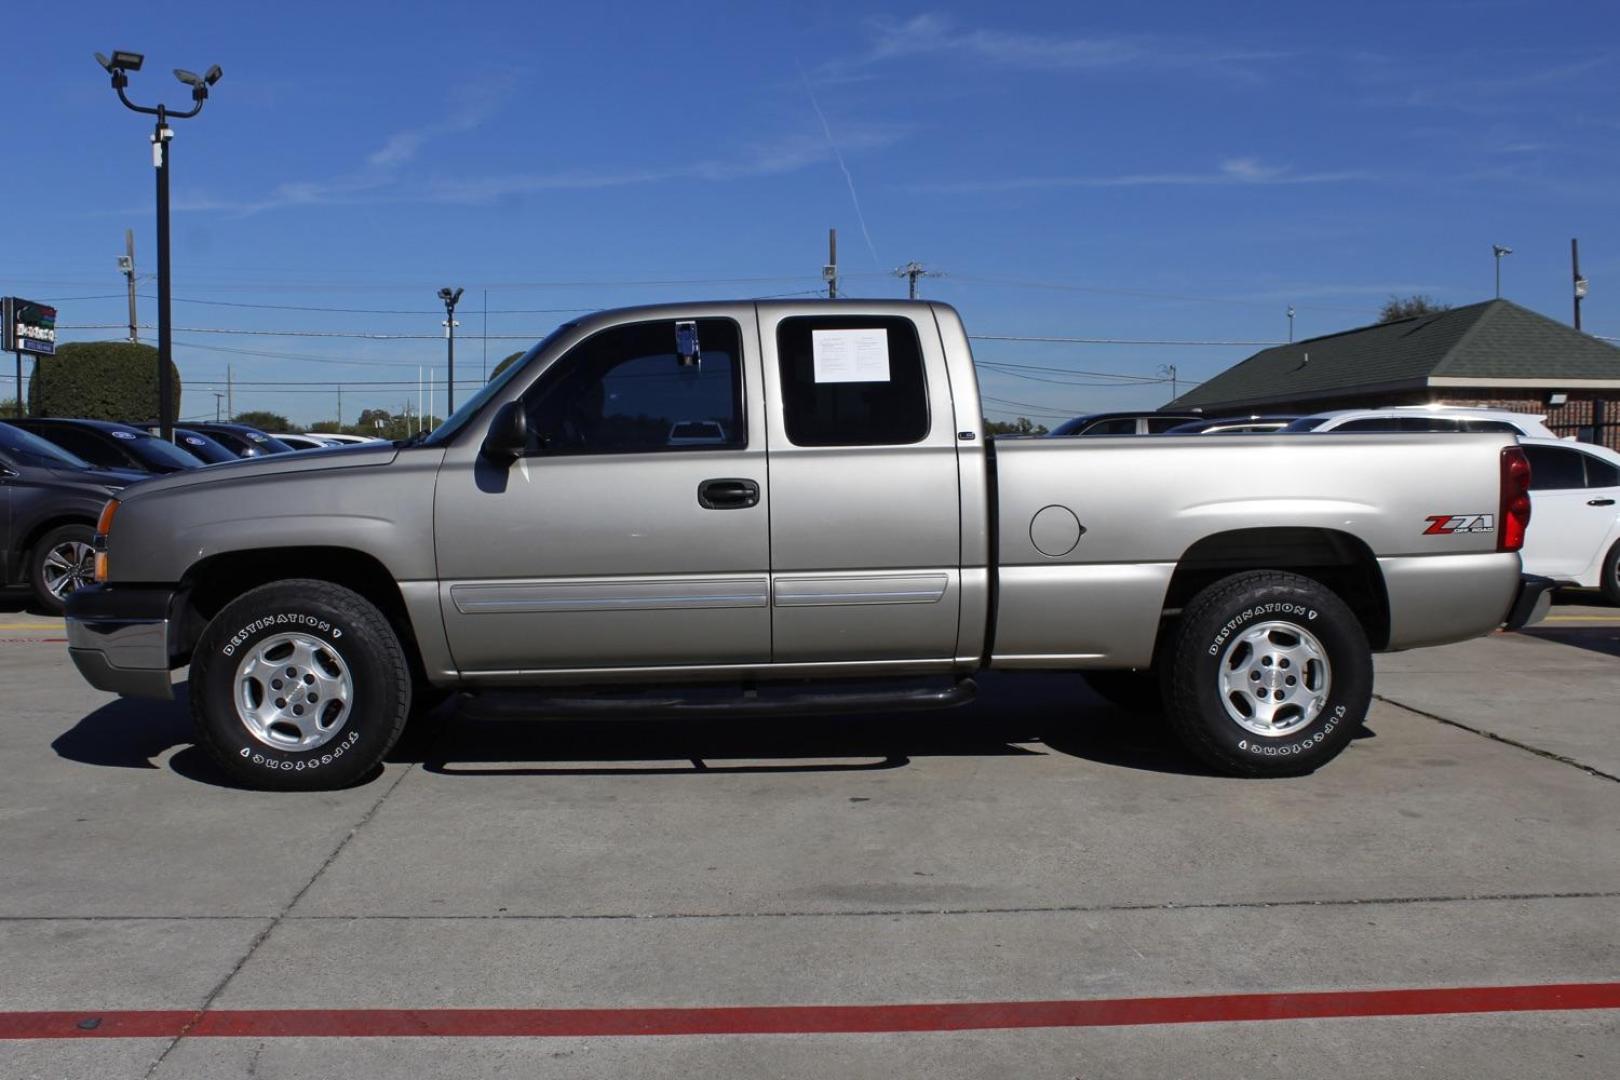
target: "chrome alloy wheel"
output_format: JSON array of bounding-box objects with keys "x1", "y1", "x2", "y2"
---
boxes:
[
  {"x1": 1217, "y1": 620, "x2": 1331, "y2": 737},
  {"x1": 41, "y1": 540, "x2": 96, "y2": 601},
  {"x1": 233, "y1": 632, "x2": 353, "y2": 752}
]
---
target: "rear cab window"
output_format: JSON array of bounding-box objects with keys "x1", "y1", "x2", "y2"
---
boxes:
[{"x1": 774, "y1": 315, "x2": 929, "y2": 446}]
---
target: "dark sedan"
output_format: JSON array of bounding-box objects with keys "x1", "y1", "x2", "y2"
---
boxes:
[
  {"x1": 10, "y1": 417, "x2": 204, "y2": 474},
  {"x1": 0, "y1": 422, "x2": 141, "y2": 613},
  {"x1": 173, "y1": 422, "x2": 295, "y2": 458}
]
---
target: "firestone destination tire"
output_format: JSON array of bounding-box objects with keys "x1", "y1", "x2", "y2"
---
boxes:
[
  {"x1": 1163, "y1": 570, "x2": 1372, "y2": 777},
  {"x1": 189, "y1": 579, "x2": 411, "y2": 791}
]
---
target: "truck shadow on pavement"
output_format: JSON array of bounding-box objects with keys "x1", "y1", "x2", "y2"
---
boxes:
[{"x1": 51, "y1": 674, "x2": 1259, "y2": 787}]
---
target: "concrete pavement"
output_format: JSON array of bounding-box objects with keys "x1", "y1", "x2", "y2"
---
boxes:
[{"x1": 1, "y1": 594, "x2": 1616, "y2": 1077}]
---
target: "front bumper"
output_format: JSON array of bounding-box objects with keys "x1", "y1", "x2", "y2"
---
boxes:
[
  {"x1": 1504, "y1": 573, "x2": 1556, "y2": 631},
  {"x1": 64, "y1": 585, "x2": 181, "y2": 700}
]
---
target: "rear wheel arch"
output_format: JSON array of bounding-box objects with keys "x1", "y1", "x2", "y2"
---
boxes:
[{"x1": 1161, "y1": 527, "x2": 1390, "y2": 651}]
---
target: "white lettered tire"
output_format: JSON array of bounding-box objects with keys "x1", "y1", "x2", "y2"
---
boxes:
[
  {"x1": 189, "y1": 579, "x2": 411, "y2": 790},
  {"x1": 1163, "y1": 570, "x2": 1372, "y2": 777}
]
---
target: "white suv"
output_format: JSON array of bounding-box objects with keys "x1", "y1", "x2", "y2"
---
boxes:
[
  {"x1": 1285, "y1": 406, "x2": 1563, "y2": 440},
  {"x1": 1518, "y1": 438, "x2": 1620, "y2": 604}
]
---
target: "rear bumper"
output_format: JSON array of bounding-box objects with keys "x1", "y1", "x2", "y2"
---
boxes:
[
  {"x1": 1504, "y1": 573, "x2": 1556, "y2": 631},
  {"x1": 64, "y1": 585, "x2": 180, "y2": 700}
]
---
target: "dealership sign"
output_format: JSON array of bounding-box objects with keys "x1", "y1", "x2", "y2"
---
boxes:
[{"x1": 2, "y1": 297, "x2": 57, "y2": 356}]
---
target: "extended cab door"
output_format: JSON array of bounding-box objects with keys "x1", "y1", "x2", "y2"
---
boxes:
[
  {"x1": 759, "y1": 308, "x2": 963, "y2": 663},
  {"x1": 433, "y1": 309, "x2": 772, "y2": 672}
]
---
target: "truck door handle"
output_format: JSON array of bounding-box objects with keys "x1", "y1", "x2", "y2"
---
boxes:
[
  {"x1": 1589, "y1": 498, "x2": 1616, "y2": 506},
  {"x1": 698, "y1": 478, "x2": 759, "y2": 509}
]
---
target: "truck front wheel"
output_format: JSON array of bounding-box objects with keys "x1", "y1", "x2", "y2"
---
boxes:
[
  {"x1": 189, "y1": 579, "x2": 412, "y2": 791},
  {"x1": 1163, "y1": 571, "x2": 1371, "y2": 777}
]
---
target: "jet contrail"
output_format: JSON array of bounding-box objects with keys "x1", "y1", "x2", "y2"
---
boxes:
[{"x1": 798, "y1": 62, "x2": 880, "y2": 267}]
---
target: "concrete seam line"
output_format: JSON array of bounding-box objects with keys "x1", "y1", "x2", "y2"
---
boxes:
[
  {"x1": 7, "y1": 890, "x2": 1620, "y2": 925},
  {"x1": 1375, "y1": 694, "x2": 1620, "y2": 784},
  {"x1": 139, "y1": 751, "x2": 431, "y2": 1079},
  {"x1": 9, "y1": 982, "x2": 1620, "y2": 1040}
]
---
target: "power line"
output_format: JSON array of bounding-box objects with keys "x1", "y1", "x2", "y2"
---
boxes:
[
  {"x1": 971, "y1": 334, "x2": 1282, "y2": 347},
  {"x1": 974, "y1": 359, "x2": 1166, "y2": 382}
]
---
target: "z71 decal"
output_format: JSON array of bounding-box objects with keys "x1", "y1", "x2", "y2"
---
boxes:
[{"x1": 1424, "y1": 513, "x2": 1495, "y2": 535}]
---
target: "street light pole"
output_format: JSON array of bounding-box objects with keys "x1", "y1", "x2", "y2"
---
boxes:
[
  {"x1": 438, "y1": 287, "x2": 463, "y2": 415},
  {"x1": 95, "y1": 51, "x2": 222, "y2": 443},
  {"x1": 1492, "y1": 244, "x2": 1512, "y2": 300}
]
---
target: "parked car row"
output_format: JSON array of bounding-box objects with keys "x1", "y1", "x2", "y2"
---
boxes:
[
  {"x1": 0, "y1": 417, "x2": 385, "y2": 612},
  {"x1": 1046, "y1": 405, "x2": 1619, "y2": 603},
  {"x1": 1049, "y1": 406, "x2": 1564, "y2": 441}
]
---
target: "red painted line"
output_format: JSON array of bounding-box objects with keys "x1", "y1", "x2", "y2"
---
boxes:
[{"x1": 4, "y1": 983, "x2": 1619, "y2": 1040}]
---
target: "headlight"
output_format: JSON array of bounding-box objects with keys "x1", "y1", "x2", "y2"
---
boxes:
[{"x1": 93, "y1": 498, "x2": 119, "y2": 583}]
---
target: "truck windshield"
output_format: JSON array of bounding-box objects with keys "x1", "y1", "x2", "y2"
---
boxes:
[
  {"x1": 420, "y1": 323, "x2": 576, "y2": 448},
  {"x1": 0, "y1": 421, "x2": 95, "y2": 470}
]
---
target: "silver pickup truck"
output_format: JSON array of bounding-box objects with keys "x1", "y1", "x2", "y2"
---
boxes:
[{"x1": 64, "y1": 301, "x2": 1550, "y2": 790}]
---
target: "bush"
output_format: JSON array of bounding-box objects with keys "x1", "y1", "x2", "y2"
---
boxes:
[
  {"x1": 232, "y1": 410, "x2": 294, "y2": 433},
  {"x1": 28, "y1": 341, "x2": 181, "y2": 422}
]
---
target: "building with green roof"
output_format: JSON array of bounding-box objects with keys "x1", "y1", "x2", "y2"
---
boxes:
[{"x1": 1170, "y1": 300, "x2": 1620, "y2": 447}]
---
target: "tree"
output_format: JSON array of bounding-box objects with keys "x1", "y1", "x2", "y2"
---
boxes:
[
  {"x1": 1378, "y1": 295, "x2": 1451, "y2": 323},
  {"x1": 984, "y1": 416, "x2": 1049, "y2": 436},
  {"x1": 489, "y1": 350, "x2": 526, "y2": 380},
  {"x1": 232, "y1": 410, "x2": 294, "y2": 433},
  {"x1": 352, "y1": 408, "x2": 419, "y2": 441},
  {"x1": 308, "y1": 420, "x2": 344, "y2": 434},
  {"x1": 27, "y1": 341, "x2": 180, "y2": 421}
]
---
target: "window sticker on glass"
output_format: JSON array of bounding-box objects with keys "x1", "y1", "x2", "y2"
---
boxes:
[{"x1": 812, "y1": 328, "x2": 890, "y2": 383}]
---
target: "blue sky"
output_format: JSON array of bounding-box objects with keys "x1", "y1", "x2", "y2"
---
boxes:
[{"x1": 4, "y1": 0, "x2": 1616, "y2": 426}]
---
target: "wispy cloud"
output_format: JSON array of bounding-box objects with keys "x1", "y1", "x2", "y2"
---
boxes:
[
  {"x1": 366, "y1": 76, "x2": 514, "y2": 168},
  {"x1": 913, "y1": 158, "x2": 1374, "y2": 194},
  {"x1": 171, "y1": 74, "x2": 901, "y2": 213},
  {"x1": 172, "y1": 74, "x2": 518, "y2": 213},
  {"x1": 420, "y1": 125, "x2": 904, "y2": 204},
  {"x1": 820, "y1": 14, "x2": 1289, "y2": 81}
]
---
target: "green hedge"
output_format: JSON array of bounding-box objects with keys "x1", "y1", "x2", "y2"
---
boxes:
[{"x1": 27, "y1": 341, "x2": 181, "y2": 422}]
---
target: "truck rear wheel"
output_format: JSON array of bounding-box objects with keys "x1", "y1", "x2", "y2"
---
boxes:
[
  {"x1": 189, "y1": 579, "x2": 412, "y2": 791},
  {"x1": 1163, "y1": 570, "x2": 1371, "y2": 777}
]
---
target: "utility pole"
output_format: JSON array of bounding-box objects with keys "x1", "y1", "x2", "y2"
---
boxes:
[
  {"x1": 1287, "y1": 305, "x2": 1295, "y2": 343},
  {"x1": 118, "y1": 229, "x2": 138, "y2": 343},
  {"x1": 211, "y1": 390, "x2": 222, "y2": 421},
  {"x1": 824, "y1": 228, "x2": 838, "y2": 299},
  {"x1": 226, "y1": 364, "x2": 233, "y2": 419},
  {"x1": 893, "y1": 261, "x2": 938, "y2": 300},
  {"x1": 482, "y1": 289, "x2": 488, "y2": 381},
  {"x1": 1572, "y1": 238, "x2": 1588, "y2": 331},
  {"x1": 1159, "y1": 364, "x2": 1178, "y2": 401},
  {"x1": 337, "y1": 384, "x2": 343, "y2": 428}
]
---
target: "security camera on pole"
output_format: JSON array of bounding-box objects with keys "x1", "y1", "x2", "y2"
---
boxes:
[
  {"x1": 439, "y1": 287, "x2": 463, "y2": 414},
  {"x1": 94, "y1": 50, "x2": 222, "y2": 442}
]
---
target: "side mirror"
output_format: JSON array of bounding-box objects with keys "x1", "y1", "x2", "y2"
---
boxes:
[{"x1": 481, "y1": 401, "x2": 528, "y2": 460}]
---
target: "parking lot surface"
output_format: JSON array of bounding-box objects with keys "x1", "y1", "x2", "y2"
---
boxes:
[{"x1": 1, "y1": 594, "x2": 1616, "y2": 1078}]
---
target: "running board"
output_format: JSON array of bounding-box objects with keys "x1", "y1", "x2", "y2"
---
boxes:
[{"x1": 459, "y1": 677, "x2": 977, "y2": 721}]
